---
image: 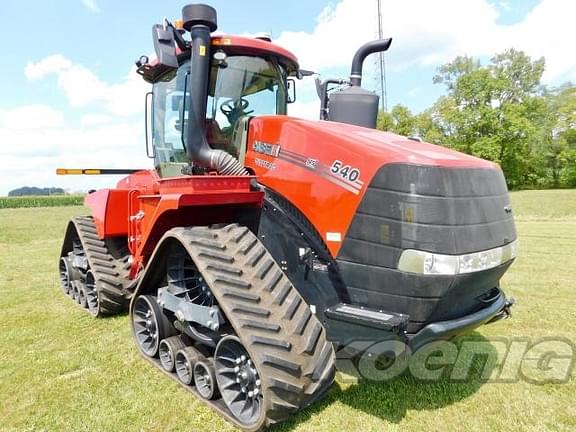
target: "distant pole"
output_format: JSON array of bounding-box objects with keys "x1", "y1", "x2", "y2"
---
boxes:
[{"x1": 377, "y1": 0, "x2": 388, "y2": 112}]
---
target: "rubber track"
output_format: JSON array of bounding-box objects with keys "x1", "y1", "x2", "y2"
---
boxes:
[
  {"x1": 66, "y1": 216, "x2": 131, "y2": 316},
  {"x1": 135, "y1": 224, "x2": 336, "y2": 431}
]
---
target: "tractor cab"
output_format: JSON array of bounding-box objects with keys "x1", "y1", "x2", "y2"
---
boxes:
[{"x1": 139, "y1": 30, "x2": 299, "y2": 178}]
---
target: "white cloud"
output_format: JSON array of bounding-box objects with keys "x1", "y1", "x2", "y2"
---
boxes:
[
  {"x1": 80, "y1": 113, "x2": 113, "y2": 127},
  {"x1": 81, "y1": 0, "x2": 99, "y2": 13},
  {"x1": 1, "y1": 55, "x2": 151, "y2": 195},
  {"x1": 25, "y1": 54, "x2": 148, "y2": 116},
  {"x1": 275, "y1": 0, "x2": 576, "y2": 82},
  {"x1": 0, "y1": 105, "x2": 64, "y2": 131},
  {"x1": 0, "y1": 110, "x2": 150, "y2": 195}
]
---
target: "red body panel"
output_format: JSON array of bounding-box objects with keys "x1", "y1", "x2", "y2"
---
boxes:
[
  {"x1": 85, "y1": 189, "x2": 130, "y2": 237},
  {"x1": 244, "y1": 116, "x2": 499, "y2": 257},
  {"x1": 85, "y1": 169, "x2": 263, "y2": 277}
]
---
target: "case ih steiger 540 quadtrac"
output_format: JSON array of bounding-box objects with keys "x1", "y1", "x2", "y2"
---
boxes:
[{"x1": 57, "y1": 4, "x2": 517, "y2": 430}]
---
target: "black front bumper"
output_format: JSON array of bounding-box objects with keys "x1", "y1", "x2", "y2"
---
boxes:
[
  {"x1": 407, "y1": 289, "x2": 514, "y2": 351},
  {"x1": 324, "y1": 289, "x2": 514, "y2": 355}
]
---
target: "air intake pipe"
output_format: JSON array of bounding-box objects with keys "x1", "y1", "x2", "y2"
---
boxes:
[{"x1": 182, "y1": 4, "x2": 249, "y2": 175}]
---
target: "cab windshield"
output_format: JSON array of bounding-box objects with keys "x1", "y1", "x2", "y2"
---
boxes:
[{"x1": 151, "y1": 55, "x2": 287, "y2": 171}]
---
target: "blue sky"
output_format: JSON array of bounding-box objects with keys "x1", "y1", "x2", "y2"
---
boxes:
[{"x1": 0, "y1": 0, "x2": 574, "y2": 195}]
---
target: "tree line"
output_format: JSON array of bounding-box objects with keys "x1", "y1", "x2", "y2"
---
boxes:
[
  {"x1": 378, "y1": 49, "x2": 576, "y2": 189},
  {"x1": 8, "y1": 187, "x2": 65, "y2": 196}
]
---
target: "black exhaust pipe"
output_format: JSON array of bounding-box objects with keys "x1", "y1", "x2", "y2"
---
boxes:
[
  {"x1": 327, "y1": 38, "x2": 393, "y2": 129},
  {"x1": 182, "y1": 4, "x2": 248, "y2": 175},
  {"x1": 349, "y1": 38, "x2": 392, "y2": 87}
]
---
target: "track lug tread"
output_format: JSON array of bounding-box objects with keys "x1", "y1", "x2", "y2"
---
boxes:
[
  {"x1": 261, "y1": 354, "x2": 301, "y2": 375},
  {"x1": 221, "y1": 288, "x2": 261, "y2": 303},
  {"x1": 246, "y1": 246, "x2": 266, "y2": 267},
  {"x1": 213, "y1": 276, "x2": 251, "y2": 289},
  {"x1": 284, "y1": 295, "x2": 302, "y2": 320},
  {"x1": 250, "y1": 335, "x2": 291, "y2": 351},
  {"x1": 238, "y1": 237, "x2": 258, "y2": 255},
  {"x1": 198, "y1": 250, "x2": 234, "y2": 264},
  {"x1": 231, "y1": 226, "x2": 250, "y2": 243},
  {"x1": 189, "y1": 238, "x2": 226, "y2": 250},
  {"x1": 255, "y1": 259, "x2": 274, "y2": 280},
  {"x1": 269, "y1": 376, "x2": 304, "y2": 392},
  {"x1": 230, "y1": 303, "x2": 270, "y2": 318},
  {"x1": 273, "y1": 280, "x2": 292, "y2": 306},
  {"x1": 205, "y1": 263, "x2": 243, "y2": 276},
  {"x1": 263, "y1": 269, "x2": 283, "y2": 292},
  {"x1": 294, "y1": 308, "x2": 312, "y2": 335},
  {"x1": 239, "y1": 319, "x2": 281, "y2": 333},
  {"x1": 303, "y1": 323, "x2": 322, "y2": 354}
]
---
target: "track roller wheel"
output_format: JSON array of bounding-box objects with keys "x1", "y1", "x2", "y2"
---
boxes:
[
  {"x1": 175, "y1": 346, "x2": 203, "y2": 385},
  {"x1": 84, "y1": 270, "x2": 99, "y2": 316},
  {"x1": 70, "y1": 281, "x2": 80, "y2": 302},
  {"x1": 159, "y1": 336, "x2": 186, "y2": 373},
  {"x1": 132, "y1": 295, "x2": 173, "y2": 357},
  {"x1": 194, "y1": 359, "x2": 219, "y2": 400},
  {"x1": 78, "y1": 284, "x2": 87, "y2": 308},
  {"x1": 215, "y1": 335, "x2": 262, "y2": 423},
  {"x1": 59, "y1": 257, "x2": 72, "y2": 295}
]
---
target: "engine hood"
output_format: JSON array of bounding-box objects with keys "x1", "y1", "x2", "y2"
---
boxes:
[
  {"x1": 285, "y1": 117, "x2": 496, "y2": 169},
  {"x1": 245, "y1": 115, "x2": 506, "y2": 258}
]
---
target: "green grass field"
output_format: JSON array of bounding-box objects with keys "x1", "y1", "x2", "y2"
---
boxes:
[{"x1": 0, "y1": 190, "x2": 574, "y2": 431}]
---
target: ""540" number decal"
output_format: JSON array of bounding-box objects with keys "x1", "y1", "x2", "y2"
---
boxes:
[{"x1": 330, "y1": 160, "x2": 361, "y2": 183}]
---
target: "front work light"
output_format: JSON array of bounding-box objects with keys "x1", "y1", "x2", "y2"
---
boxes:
[{"x1": 397, "y1": 240, "x2": 518, "y2": 275}]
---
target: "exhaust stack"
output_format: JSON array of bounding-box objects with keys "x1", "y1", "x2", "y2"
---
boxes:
[
  {"x1": 182, "y1": 4, "x2": 248, "y2": 175},
  {"x1": 327, "y1": 38, "x2": 392, "y2": 129}
]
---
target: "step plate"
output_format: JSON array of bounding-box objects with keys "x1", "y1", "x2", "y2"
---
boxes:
[{"x1": 325, "y1": 303, "x2": 409, "y2": 334}]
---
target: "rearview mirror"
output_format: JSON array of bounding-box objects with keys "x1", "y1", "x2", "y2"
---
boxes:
[
  {"x1": 152, "y1": 24, "x2": 178, "y2": 68},
  {"x1": 287, "y1": 78, "x2": 296, "y2": 104}
]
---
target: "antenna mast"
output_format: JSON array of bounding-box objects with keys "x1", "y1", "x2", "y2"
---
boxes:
[{"x1": 376, "y1": 0, "x2": 388, "y2": 112}]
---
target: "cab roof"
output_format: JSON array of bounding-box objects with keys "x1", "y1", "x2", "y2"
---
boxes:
[{"x1": 137, "y1": 34, "x2": 300, "y2": 84}]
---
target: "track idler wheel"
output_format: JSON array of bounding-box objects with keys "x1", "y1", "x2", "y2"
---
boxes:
[
  {"x1": 132, "y1": 295, "x2": 173, "y2": 357},
  {"x1": 215, "y1": 336, "x2": 262, "y2": 425},
  {"x1": 194, "y1": 359, "x2": 219, "y2": 400},
  {"x1": 159, "y1": 336, "x2": 186, "y2": 373}
]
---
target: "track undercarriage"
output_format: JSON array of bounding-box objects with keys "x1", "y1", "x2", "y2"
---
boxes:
[{"x1": 59, "y1": 221, "x2": 335, "y2": 431}]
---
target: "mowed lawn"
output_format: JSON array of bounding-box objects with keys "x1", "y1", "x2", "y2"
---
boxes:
[{"x1": 0, "y1": 190, "x2": 575, "y2": 432}]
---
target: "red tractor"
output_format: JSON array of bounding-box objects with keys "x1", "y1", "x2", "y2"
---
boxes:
[{"x1": 58, "y1": 4, "x2": 516, "y2": 430}]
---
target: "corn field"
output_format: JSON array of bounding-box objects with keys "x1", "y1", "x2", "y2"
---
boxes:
[{"x1": 0, "y1": 195, "x2": 84, "y2": 209}]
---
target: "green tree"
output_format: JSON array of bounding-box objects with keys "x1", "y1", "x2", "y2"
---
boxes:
[
  {"x1": 429, "y1": 49, "x2": 548, "y2": 188},
  {"x1": 548, "y1": 84, "x2": 576, "y2": 186},
  {"x1": 377, "y1": 104, "x2": 416, "y2": 136}
]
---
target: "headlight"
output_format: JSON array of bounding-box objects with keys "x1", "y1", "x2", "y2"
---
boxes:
[{"x1": 397, "y1": 240, "x2": 518, "y2": 275}]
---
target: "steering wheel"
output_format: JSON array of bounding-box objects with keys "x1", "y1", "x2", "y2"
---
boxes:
[{"x1": 220, "y1": 98, "x2": 253, "y2": 125}]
